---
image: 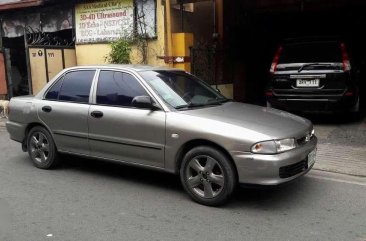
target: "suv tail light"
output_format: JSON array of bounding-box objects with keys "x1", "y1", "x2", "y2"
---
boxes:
[
  {"x1": 340, "y1": 42, "x2": 351, "y2": 71},
  {"x1": 270, "y1": 46, "x2": 283, "y2": 74},
  {"x1": 265, "y1": 90, "x2": 273, "y2": 97}
]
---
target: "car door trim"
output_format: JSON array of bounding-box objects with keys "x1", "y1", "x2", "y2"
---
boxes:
[
  {"x1": 53, "y1": 131, "x2": 88, "y2": 139},
  {"x1": 88, "y1": 136, "x2": 163, "y2": 150}
]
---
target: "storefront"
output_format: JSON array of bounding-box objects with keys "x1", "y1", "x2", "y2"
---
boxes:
[{"x1": 0, "y1": 0, "x2": 74, "y2": 97}]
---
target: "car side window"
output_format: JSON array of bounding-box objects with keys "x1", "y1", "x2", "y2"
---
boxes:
[
  {"x1": 45, "y1": 77, "x2": 64, "y2": 100},
  {"x1": 96, "y1": 71, "x2": 148, "y2": 107},
  {"x1": 58, "y1": 70, "x2": 95, "y2": 103}
]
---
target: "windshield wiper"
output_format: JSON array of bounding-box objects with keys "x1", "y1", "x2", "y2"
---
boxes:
[
  {"x1": 298, "y1": 63, "x2": 332, "y2": 72},
  {"x1": 175, "y1": 101, "x2": 226, "y2": 110},
  {"x1": 175, "y1": 103, "x2": 209, "y2": 110},
  {"x1": 175, "y1": 97, "x2": 231, "y2": 110}
]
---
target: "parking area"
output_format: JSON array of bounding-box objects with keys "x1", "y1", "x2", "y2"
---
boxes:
[{"x1": 223, "y1": 1, "x2": 366, "y2": 111}]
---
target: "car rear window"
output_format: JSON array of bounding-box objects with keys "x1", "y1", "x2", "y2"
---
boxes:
[
  {"x1": 279, "y1": 41, "x2": 342, "y2": 63},
  {"x1": 58, "y1": 70, "x2": 95, "y2": 103}
]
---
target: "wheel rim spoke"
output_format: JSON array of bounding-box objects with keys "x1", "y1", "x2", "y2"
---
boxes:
[
  {"x1": 187, "y1": 175, "x2": 201, "y2": 188},
  {"x1": 30, "y1": 149, "x2": 38, "y2": 159},
  {"x1": 189, "y1": 159, "x2": 204, "y2": 173},
  {"x1": 30, "y1": 136, "x2": 38, "y2": 147},
  {"x1": 41, "y1": 144, "x2": 49, "y2": 152},
  {"x1": 208, "y1": 174, "x2": 224, "y2": 187},
  {"x1": 203, "y1": 181, "x2": 214, "y2": 198},
  {"x1": 38, "y1": 133, "x2": 44, "y2": 144},
  {"x1": 204, "y1": 157, "x2": 216, "y2": 173},
  {"x1": 40, "y1": 151, "x2": 47, "y2": 162}
]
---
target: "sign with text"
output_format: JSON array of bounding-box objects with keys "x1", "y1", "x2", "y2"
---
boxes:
[{"x1": 75, "y1": 0, "x2": 134, "y2": 44}]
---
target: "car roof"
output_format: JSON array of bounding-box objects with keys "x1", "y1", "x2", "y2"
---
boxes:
[{"x1": 65, "y1": 64, "x2": 184, "y2": 72}]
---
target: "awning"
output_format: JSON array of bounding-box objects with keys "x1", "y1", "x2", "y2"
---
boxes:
[{"x1": 0, "y1": 0, "x2": 44, "y2": 11}]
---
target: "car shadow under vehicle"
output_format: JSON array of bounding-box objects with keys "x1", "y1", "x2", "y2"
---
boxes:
[
  {"x1": 56, "y1": 154, "x2": 316, "y2": 208},
  {"x1": 58, "y1": 154, "x2": 183, "y2": 193}
]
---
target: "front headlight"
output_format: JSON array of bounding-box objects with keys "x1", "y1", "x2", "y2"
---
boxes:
[
  {"x1": 251, "y1": 138, "x2": 296, "y2": 154},
  {"x1": 275, "y1": 138, "x2": 296, "y2": 152}
]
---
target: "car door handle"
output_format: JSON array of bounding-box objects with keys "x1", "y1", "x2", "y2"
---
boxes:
[
  {"x1": 91, "y1": 111, "x2": 103, "y2": 118},
  {"x1": 42, "y1": 106, "x2": 52, "y2": 113}
]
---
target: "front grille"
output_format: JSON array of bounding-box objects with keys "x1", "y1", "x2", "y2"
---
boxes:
[{"x1": 279, "y1": 160, "x2": 307, "y2": 178}]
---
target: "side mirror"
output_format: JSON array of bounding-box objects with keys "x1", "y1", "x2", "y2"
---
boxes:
[{"x1": 132, "y1": 96, "x2": 158, "y2": 110}]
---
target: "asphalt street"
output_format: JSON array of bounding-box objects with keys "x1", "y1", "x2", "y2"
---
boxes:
[{"x1": 0, "y1": 127, "x2": 366, "y2": 241}]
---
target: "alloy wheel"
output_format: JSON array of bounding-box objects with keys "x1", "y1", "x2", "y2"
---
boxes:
[
  {"x1": 185, "y1": 155, "x2": 225, "y2": 199},
  {"x1": 29, "y1": 132, "x2": 50, "y2": 164}
]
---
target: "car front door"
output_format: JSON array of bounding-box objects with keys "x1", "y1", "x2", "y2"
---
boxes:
[
  {"x1": 38, "y1": 70, "x2": 95, "y2": 155},
  {"x1": 88, "y1": 70, "x2": 166, "y2": 168}
]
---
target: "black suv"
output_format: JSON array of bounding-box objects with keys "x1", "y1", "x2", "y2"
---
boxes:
[{"x1": 266, "y1": 37, "x2": 360, "y2": 114}]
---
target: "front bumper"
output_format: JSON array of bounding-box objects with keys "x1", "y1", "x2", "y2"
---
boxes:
[{"x1": 232, "y1": 136, "x2": 317, "y2": 185}]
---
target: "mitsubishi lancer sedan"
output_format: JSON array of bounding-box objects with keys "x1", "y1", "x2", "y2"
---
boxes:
[{"x1": 6, "y1": 65, "x2": 317, "y2": 206}]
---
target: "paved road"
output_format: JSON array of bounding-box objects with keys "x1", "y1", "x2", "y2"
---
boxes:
[{"x1": 0, "y1": 130, "x2": 366, "y2": 241}]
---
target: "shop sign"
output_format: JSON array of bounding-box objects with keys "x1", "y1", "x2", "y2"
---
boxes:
[{"x1": 75, "y1": 0, "x2": 134, "y2": 44}]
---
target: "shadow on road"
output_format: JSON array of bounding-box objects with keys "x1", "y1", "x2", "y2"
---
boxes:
[{"x1": 59, "y1": 154, "x2": 183, "y2": 193}]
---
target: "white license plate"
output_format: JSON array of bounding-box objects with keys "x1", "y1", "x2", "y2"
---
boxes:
[
  {"x1": 296, "y1": 79, "x2": 320, "y2": 87},
  {"x1": 307, "y1": 149, "x2": 317, "y2": 168}
]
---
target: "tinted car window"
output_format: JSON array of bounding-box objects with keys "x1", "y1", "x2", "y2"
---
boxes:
[
  {"x1": 279, "y1": 41, "x2": 342, "y2": 63},
  {"x1": 96, "y1": 71, "x2": 148, "y2": 107},
  {"x1": 45, "y1": 77, "x2": 64, "y2": 100},
  {"x1": 58, "y1": 71, "x2": 95, "y2": 103}
]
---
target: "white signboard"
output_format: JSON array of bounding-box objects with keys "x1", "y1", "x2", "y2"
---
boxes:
[{"x1": 75, "y1": 0, "x2": 134, "y2": 44}]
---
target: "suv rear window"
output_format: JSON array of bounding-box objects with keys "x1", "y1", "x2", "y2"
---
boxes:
[{"x1": 279, "y1": 41, "x2": 342, "y2": 63}]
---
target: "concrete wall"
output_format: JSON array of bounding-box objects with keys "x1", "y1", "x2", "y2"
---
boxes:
[{"x1": 75, "y1": 44, "x2": 110, "y2": 65}]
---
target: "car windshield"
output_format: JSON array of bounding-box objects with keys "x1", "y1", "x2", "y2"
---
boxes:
[{"x1": 139, "y1": 70, "x2": 228, "y2": 109}]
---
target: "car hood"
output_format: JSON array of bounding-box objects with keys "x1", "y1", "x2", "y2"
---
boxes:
[{"x1": 180, "y1": 101, "x2": 312, "y2": 139}]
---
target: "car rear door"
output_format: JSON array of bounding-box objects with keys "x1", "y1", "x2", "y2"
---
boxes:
[
  {"x1": 38, "y1": 69, "x2": 96, "y2": 155},
  {"x1": 88, "y1": 70, "x2": 166, "y2": 168}
]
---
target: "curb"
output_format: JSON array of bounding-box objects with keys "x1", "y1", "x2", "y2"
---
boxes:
[{"x1": 0, "y1": 118, "x2": 6, "y2": 129}]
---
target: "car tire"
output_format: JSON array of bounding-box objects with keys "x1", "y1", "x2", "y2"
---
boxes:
[
  {"x1": 350, "y1": 97, "x2": 360, "y2": 112},
  {"x1": 180, "y1": 146, "x2": 237, "y2": 206},
  {"x1": 27, "y1": 126, "x2": 59, "y2": 169},
  {"x1": 349, "y1": 97, "x2": 360, "y2": 120}
]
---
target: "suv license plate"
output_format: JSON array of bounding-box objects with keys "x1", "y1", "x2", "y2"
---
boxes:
[
  {"x1": 296, "y1": 79, "x2": 320, "y2": 87},
  {"x1": 307, "y1": 149, "x2": 317, "y2": 168}
]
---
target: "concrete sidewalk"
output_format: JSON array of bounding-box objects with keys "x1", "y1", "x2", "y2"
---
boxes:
[{"x1": 312, "y1": 113, "x2": 366, "y2": 177}]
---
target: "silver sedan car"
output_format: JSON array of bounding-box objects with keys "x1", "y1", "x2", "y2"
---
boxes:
[{"x1": 6, "y1": 65, "x2": 317, "y2": 206}]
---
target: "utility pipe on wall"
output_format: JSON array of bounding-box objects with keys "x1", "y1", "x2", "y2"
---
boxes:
[{"x1": 165, "y1": 0, "x2": 173, "y2": 67}]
